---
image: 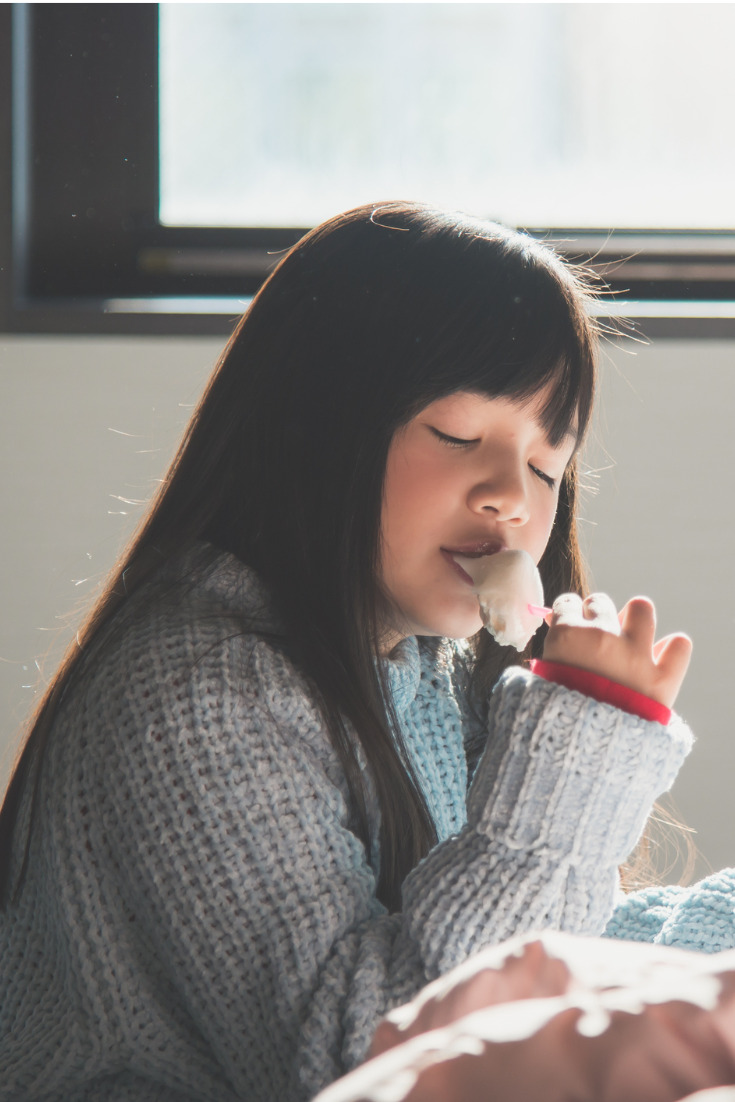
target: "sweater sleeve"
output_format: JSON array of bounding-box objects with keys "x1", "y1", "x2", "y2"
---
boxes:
[
  {"x1": 94, "y1": 635, "x2": 692, "y2": 1102},
  {"x1": 399, "y1": 667, "x2": 693, "y2": 976}
]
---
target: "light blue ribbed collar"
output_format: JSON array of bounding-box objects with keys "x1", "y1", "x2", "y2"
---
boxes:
[{"x1": 380, "y1": 635, "x2": 421, "y2": 715}]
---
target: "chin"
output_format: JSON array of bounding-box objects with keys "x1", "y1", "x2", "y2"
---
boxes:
[
  {"x1": 415, "y1": 610, "x2": 484, "y2": 641},
  {"x1": 443, "y1": 624, "x2": 484, "y2": 641}
]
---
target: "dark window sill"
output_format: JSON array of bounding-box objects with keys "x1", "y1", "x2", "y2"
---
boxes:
[
  {"x1": 4, "y1": 296, "x2": 735, "y2": 341},
  {"x1": 0, "y1": 297, "x2": 249, "y2": 338}
]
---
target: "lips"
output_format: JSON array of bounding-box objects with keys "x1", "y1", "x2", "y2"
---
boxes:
[
  {"x1": 442, "y1": 540, "x2": 506, "y2": 558},
  {"x1": 441, "y1": 541, "x2": 506, "y2": 586}
]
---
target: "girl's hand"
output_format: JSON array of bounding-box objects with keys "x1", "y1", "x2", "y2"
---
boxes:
[
  {"x1": 541, "y1": 593, "x2": 692, "y2": 710},
  {"x1": 370, "y1": 939, "x2": 572, "y2": 1058}
]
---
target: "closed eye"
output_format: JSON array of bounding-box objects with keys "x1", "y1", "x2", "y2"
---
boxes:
[
  {"x1": 430, "y1": 426, "x2": 559, "y2": 487},
  {"x1": 430, "y1": 427, "x2": 480, "y2": 449},
  {"x1": 530, "y1": 464, "x2": 557, "y2": 490}
]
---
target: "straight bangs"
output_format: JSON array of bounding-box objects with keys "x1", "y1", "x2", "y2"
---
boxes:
[
  {"x1": 380, "y1": 221, "x2": 599, "y2": 451},
  {"x1": 399, "y1": 288, "x2": 597, "y2": 455}
]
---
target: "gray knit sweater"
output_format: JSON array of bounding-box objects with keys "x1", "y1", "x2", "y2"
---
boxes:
[{"x1": 0, "y1": 548, "x2": 693, "y2": 1101}]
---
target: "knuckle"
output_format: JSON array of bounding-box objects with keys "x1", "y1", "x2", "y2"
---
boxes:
[{"x1": 585, "y1": 625, "x2": 620, "y2": 649}]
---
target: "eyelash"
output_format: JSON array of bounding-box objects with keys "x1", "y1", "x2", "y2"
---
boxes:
[
  {"x1": 529, "y1": 465, "x2": 557, "y2": 490},
  {"x1": 431, "y1": 428, "x2": 558, "y2": 490},
  {"x1": 431, "y1": 428, "x2": 477, "y2": 449}
]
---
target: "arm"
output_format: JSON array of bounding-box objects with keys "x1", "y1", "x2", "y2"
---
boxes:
[
  {"x1": 313, "y1": 932, "x2": 735, "y2": 1102},
  {"x1": 401, "y1": 666, "x2": 693, "y2": 977},
  {"x1": 95, "y1": 608, "x2": 691, "y2": 1101},
  {"x1": 457, "y1": 591, "x2": 691, "y2": 780}
]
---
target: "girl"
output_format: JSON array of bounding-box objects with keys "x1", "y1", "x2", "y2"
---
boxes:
[{"x1": 0, "y1": 202, "x2": 692, "y2": 1101}]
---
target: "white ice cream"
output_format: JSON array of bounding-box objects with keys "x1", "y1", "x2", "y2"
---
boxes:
[{"x1": 454, "y1": 548, "x2": 545, "y2": 650}]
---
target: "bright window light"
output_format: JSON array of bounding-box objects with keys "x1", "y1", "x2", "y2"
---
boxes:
[{"x1": 159, "y1": 3, "x2": 735, "y2": 230}]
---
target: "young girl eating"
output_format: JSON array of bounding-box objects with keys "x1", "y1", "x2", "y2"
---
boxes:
[{"x1": 0, "y1": 202, "x2": 693, "y2": 1101}]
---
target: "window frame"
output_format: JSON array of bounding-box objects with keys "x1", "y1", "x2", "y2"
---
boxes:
[{"x1": 3, "y1": 2, "x2": 735, "y2": 339}]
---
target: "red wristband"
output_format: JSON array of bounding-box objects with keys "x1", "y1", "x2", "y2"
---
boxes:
[{"x1": 529, "y1": 658, "x2": 672, "y2": 726}]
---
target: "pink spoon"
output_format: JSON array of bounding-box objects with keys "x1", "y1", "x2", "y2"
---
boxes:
[{"x1": 528, "y1": 603, "x2": 553, "y2": 618}]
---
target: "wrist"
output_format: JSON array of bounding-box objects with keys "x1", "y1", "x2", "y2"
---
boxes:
[{"x1": 530, "y1": 658, "x2": 672, "y2": 725}]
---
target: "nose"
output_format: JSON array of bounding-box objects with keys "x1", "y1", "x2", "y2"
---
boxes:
[{"x1": 466, "y1": 468, "x2": 530, "y2": 526}]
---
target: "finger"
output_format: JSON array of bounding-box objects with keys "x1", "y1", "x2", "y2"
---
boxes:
[
  {"x1": 619, "y1": 596, "x2": 657, "y2": 649},
  {"x1": 581, "y1": 593, "x2": 622, "y2": 636},
  {"x1": 370, "y1": 1019, "x2": 401, "y2": 1056},
  {"x1": 652, "y1": 633, "x2": 680, "y2": 661},
  {"x1": 653, "y1": 633, "x2": 693, "y2": 684},
  {"x1": 550, "y1": 593, "x2": 584, "y2": 625}
]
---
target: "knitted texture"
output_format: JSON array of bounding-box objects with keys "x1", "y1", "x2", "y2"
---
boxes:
[
  {"x1": 605, "y1": 869, "x2": 735, "y2": 953},
  {"x1": 0, "y1": 547, "x2": 694, "y2": 1102}
]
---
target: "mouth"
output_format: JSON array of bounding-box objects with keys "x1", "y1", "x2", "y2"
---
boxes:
[
  {"x1": 441, "y1": 541, "x2": 505, "y2": 586},
  {"x1": 443, "y1": 540, "x2": 505, "y2": 558}
]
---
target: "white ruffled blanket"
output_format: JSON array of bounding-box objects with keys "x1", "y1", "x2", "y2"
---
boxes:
[{"x1": 315, "y1": 928, "x2": 735, "y2": 1102}]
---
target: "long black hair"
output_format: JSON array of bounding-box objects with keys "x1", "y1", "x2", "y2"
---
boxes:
[{"x1": 0, "y1": 202, "x2": 598, "y2": 911}]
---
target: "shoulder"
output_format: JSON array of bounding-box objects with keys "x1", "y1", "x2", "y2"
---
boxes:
[
  {"x1": 42, "y1": 550, "x2": 351, "y2": 853},
  {"x1": 73, "y1": 548, "x2": 261, "y2": 689},
  {"x1": 57, "y1": 546, "x2": 325, "y2": 764}
]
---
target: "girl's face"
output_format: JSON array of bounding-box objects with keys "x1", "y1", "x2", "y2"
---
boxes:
[{"x1": 379, "y1": 388, "x2": 578, "y2": 649}]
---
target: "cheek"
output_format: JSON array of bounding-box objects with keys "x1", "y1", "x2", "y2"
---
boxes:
[
  {"x1": 383, "y1": 453, "x2": 447, "y2": 535},
  {"x1": 531, "y1": 494, "x2": 561, "y2": 561},
  {"x1": 382, "y1": 457, "x2": 425, "y2": 558}
]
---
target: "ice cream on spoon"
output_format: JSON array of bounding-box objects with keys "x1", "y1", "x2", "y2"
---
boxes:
[{"x1": 452, "y1": 548, "x2": 549, "y2": 651}]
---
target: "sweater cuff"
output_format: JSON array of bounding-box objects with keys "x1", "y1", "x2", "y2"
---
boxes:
[
  {"x1": 529, "y1": 658, "x2": 672, "y2": 726},
  {"x1": 467, "y1": 669, "x2": 692, "y2": 866}
]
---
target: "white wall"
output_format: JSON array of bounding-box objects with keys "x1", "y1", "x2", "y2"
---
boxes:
[
  {"x1": 0, "y1": 333, "x2": 219, "y2": 770},
  {"x1": 581, "y1": 337, "x2": 735, "y2": 879},
  {"x1": 1, "y1": 332, "x2": 733, "y2": 880}
]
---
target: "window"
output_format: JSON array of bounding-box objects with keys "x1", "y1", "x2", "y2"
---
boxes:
[
  {"x1": 161, "y1": 3, "x2": 735, "y2": 231},
  {"x1": 4, "y1": 2, "x2": 735, "y2": 336}
]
